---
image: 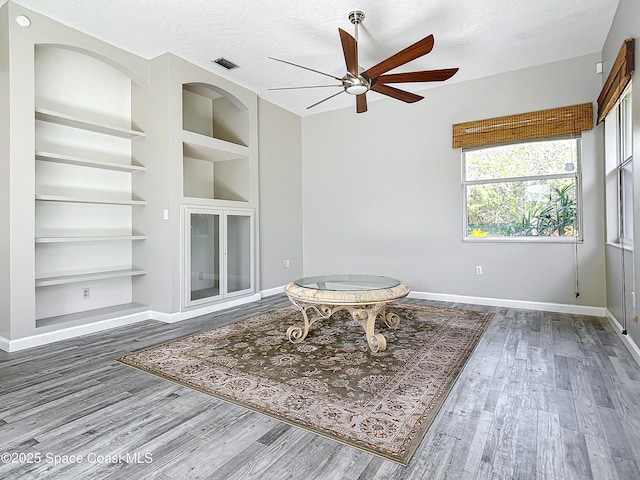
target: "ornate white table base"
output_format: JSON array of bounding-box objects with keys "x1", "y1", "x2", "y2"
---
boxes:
[
  {"x1": 285, "y1": 299, "x2": 401, "y2": 352},
  {"x1": 284, "y1": 276, "x2": 410, "y2": 353}
]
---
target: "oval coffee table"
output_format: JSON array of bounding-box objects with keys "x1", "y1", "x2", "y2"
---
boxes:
[{"x1": 284, "y1": 274, "x2": 410, "y2": 353}]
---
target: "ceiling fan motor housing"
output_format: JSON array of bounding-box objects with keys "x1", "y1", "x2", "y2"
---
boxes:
[{"x1": 342, "y1": 72, "x2": 371, "y2": 95}]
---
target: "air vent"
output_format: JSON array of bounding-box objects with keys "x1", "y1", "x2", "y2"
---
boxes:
[{"x1": 212, "y1": 57, "x2": 239, "y2": 70}]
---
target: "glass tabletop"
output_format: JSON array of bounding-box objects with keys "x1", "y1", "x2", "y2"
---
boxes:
[{"x1": 294, "y1": 274, "x2": 400, "y2": 291}]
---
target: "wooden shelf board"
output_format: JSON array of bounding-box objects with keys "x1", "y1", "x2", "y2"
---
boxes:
[
  {"x1": 36, "y1": 151, "x2": 146, "y2": 172},
  {"x1": 36, "y1": 302, "x2": 148, "y2": 329},
  {"x1": 36, "y1": 268, "x2": 146, "y2": 287},
  {"x1": 35, "y1": 195, "x2": 147, "y2": 206},
  {"x1": 35, "y1": 108, "x2": 145, "y2": 139}
]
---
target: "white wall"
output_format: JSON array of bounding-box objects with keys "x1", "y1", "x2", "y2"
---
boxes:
[
  {"x1": 258, "y1": 98, "x2": 303, "y2": 290},
  {"x1": 302, "y1": 53, "x2": 605, "y2": 307},
  {"x1": 602, "y1": 0, "x2": 640, "y2": 347}
]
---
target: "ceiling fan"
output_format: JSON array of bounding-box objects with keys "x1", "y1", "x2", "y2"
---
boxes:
[{"x1": 268, "y1": 10, "x2": 459, "y2": 113}]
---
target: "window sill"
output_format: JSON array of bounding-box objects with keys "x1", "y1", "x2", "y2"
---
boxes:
[
  {"x1": 606, "y1": 241, "x2": 634, "y2": 252},
  {"x1": 464, "y1": 236, "x2": 584, "y2": 244}
]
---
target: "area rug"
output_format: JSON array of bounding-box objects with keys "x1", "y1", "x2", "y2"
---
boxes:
[{"x1": 118, "y1": 303, "x2": 493, "y2": 465}]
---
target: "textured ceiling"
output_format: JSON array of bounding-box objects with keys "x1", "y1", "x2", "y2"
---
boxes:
[{"x1": 6, "y1": 0, "x2": 620, "y2": 116}]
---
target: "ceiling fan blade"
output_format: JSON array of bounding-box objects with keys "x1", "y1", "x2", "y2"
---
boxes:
[
  {"x1": 364, "y1": 34, "x2": 435, "y2": 79},
  {"x1": 377, "y1": 68, "x2": 459, "y2": 84},
  {"x1": 371, "y1": 83, "x2": 423, "y2": 103},
  {"x1": 268, "y1": 85, "x2": 342, "y2": 91},
  {"x1": 268, "y1": 57, "x2": 343, "y2": 81},
  {"x1": 356, "y1": 94, "x2": 367, "y2": 113},
  {"x1": 339, "y1": 28, "x2": 358, "y2": 76},
  {"x1": 307, "y1": 90, "x2": 345, "y2": 110}
]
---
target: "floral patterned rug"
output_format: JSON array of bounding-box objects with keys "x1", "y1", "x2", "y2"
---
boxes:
[{"x1": 118, "y1": 303, "x2": 493, "y2": 465}]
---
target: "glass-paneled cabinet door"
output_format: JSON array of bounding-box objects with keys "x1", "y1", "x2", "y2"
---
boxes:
[
  {"x1": 185, "y1": 208, "x2": 222, "y2": 306},
  {"x1": 224, "y1": 210, "x2": 254, "y2": 297}
]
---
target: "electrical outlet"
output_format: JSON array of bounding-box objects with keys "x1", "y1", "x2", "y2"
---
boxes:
[
  {"x1": 198, "y1": 271, "x2": 204, "y2": 280},
  {"x1": 283, "y1": 259, "x2": 290, "y2": 268},
  {"x1": 82, "y1": 287, "x2": 90, "y2": 299},
  {"x1": 475, "y1": 266, "x2": 483, "y2": 275}
]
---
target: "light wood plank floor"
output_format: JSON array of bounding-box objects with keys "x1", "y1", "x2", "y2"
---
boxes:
[{"x1": 1, "y1": 295, "x2": 640, "y2": 479}]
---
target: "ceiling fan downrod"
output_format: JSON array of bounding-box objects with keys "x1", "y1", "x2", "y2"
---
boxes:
[{"x1": 343, "y1": 10, "x2": 369, "y2": 95}]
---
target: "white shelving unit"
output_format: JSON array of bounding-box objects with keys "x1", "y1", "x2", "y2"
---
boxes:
[
  {"x1": 180, "y1": 81, "x2": 256, "y2": 309},
  {"x1": 34, "y1": 45, "x2": 147, "y2": 328},
  {"x1": 3, "y1": 10, "x2": 262, "y2": 346}
]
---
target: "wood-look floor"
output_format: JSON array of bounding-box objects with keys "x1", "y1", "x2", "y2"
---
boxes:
[{"x1": 1, "y1": 295, "x2": 640, "y2": 480}]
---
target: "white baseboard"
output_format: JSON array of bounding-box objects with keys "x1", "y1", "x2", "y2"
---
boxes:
[
  {"x1": 260, "y1": 285, "x2": 285, "y2": 297},
  {"x1": 152, "y1": 293, "x2": 262, "y2": 324},
  {"x1": 0, "y1": 288, "x2": 609, "y2": 353},
  {"x1": 408, "y1": 291, "x2": 607, "y2": 317},
  {"x1": 0, "y1": 293, "x2": 264, "y2": 352},
  {"x1": 0, "y1": 311, "x2": 151, "y2": 353},
  {"x1": 605, "y1": 309, "x2": 640, "y2": 367}
]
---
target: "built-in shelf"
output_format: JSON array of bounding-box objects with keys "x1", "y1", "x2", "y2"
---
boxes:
[
  {"x1": 35, "y1": 195, "x2": 147, "y2": 206},
  {"x1": 35, "y1": 108, "x2": 145, "y2": 139},
  {"x1": 36, "y1": 234, "x2": 147, "y2": 243},
  {"x1": 36, "y1": 302, "x2": 148, "y2": 329},
  {"x1": 183, "y1": 133, "x2": 250, "y2": 202},
  {"x1": 30, "y1": 45, "x2": 150, "y2": 338},
  {"x1": 36, "y1": 151, "x2": 146, "y2": 172},
  {"x1": 182, "y1": 130, "x2": 249, "y2": 159},
  {"x1": 35, "y1": 268, "x2": 146, "y2": 287}
]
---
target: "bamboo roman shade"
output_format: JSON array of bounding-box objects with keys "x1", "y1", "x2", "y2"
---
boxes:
[
  {"x1": 597, "y1": 38, "x2": 635, "y2": 124},
  {"x1": 452, "y1": 103, "x2": 593, "y2": 149}
]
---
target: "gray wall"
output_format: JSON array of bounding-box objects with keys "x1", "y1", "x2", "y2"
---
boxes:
[
  {"x1": 258, "y1": 98, "x2": 303, "y2": 290},
  {"x1": 0, "y1": 3, "x2": 10, "y2": 338},
  {"x1": 602, "y1": 0, "x2": 640, "y2": 346},
  {"x1": 302, "y1": 53, "x2": 606, "y2": 307}
]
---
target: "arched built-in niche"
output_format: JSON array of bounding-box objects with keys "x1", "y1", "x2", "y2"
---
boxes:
[
  {"x1": 33, "y1": 44, "x2": 147, "y2": 327},
  {"x1": 182, "y1": 82, "x2": 249, "y2": 147},
  {"x1": 182, "y1": 82, "x2": 250, "y2": 202}
]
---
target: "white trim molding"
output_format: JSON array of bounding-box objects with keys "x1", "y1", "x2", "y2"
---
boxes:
[
  {"x1": 152, "y1": 293, "x2": 262, "y2": 324},
  {"x1": 605, "y1": 309, "x2": 640, "y2": 367},
  {"x1": 0, "y1": 294, "x2": 263, "y2": 352},
  {"x1": 0, "y1": 311, "x2": 150, "y2": 352},
  {"x1": 260, "y1": 285, "x2": 285, "y2": 297},
  {"x1": 0, "y1": 289, "x2": 612, "y2": 353},
  {"x1": 409, "y1": 291, "x2": 607, "y2": 317}
]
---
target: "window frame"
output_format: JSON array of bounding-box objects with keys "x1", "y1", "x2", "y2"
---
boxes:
[
  {"x1": 605, "y1": 84, "x2": 633, "y2": 249},
  {"x1": 461, "y1": 135, "x2": 584, "y2": 243}
]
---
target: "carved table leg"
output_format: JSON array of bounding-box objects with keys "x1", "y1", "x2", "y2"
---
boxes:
[
  {"x1": 286, "y1": 298, "x2": 332, "y2": 344},
  {"x1": 347, "y1": 303, "x2": 388, "y2": 353}
]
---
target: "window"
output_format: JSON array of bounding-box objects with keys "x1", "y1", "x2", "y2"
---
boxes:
[
  {"x1": 605, "y1": 86, "x2": 633, "y2": 246},
  {"x1": 462, "y1": 137, "x2": 581, "y2": 240}
]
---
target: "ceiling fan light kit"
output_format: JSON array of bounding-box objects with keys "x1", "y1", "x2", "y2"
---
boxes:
[{"x1": 269, "y1": 10, "x2": 459, "y2": 113}]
